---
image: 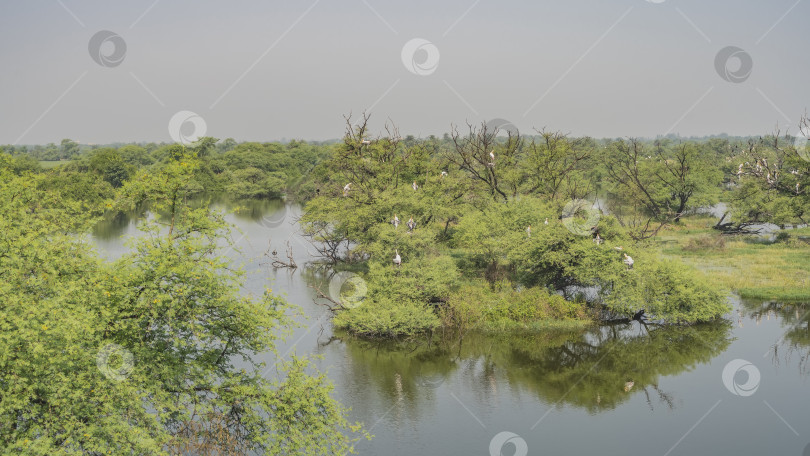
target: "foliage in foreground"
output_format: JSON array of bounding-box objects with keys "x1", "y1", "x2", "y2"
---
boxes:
[{"x1": 0, "y1": 159, "x2": 367, "y2": 455}]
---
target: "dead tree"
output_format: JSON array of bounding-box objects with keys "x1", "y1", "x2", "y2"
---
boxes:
[
  {"x1": 446, "y1": 121, "x2": 521, "y2": 202},
  {"x1": 264, "y1": 240, "x2": 297, "y2": 269},
  {"x1": 604, "y1": 138, "x2": 669, "y2": 239}
]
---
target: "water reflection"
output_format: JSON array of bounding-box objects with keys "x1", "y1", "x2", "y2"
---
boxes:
[
  {"x1": 229, "y1": 198, "x2": 287, "y2": 227},
  {"x1": 337, "y1": 321, "x2": 732, "y2": 415},
  {"x1": 742, "y1": 299, "x2": 810, "y2": 374},
  {"x1": 92, "y1": 196, "x2": 287, "y2": 241},
  {"x1": 93, "y1": 204, "x2": 145, "y2": 240}
]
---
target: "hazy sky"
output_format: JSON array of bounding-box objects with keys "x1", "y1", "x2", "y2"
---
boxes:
[{"x1": 1, "y1": 0, "x2": 808, "y2": 145}]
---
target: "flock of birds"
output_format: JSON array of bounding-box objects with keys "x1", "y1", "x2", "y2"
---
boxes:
[
  {"x1": 736, "y1": 159, "x2": 804, "y2": 194},
  {"x1": 342, "y1": 145, "x2": 639, "y2": 270},
  {"x1": 341, "y1": 149, "x2": 494, "y2": 200},
  {"x1": 390, "y1": 214, "x2": 416, "y2": 233},
  {"x1": 389, "y1": 216, "x2": 634, "y2": 268}
]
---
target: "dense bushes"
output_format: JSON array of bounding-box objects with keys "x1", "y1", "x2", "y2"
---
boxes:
[
  {"x1": 602, "y1": 257, "x2": 729, "y2": 323},
  {"x1": 333, "y1": 256, "x2": 458, "y2": 337},
  {"x1": 442, "y1": 281, "x2": 590, "y2": 332},
  {"x1": 510, "y1": 220, "x2": 729, "y2": 324},
  {"x1": 333, "y1": 298, "x2": 440, "y2": 338}
]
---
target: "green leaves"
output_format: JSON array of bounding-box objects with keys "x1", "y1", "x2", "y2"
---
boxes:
[{"x1": 0, "y1": 161, "x2": 365, "y2": 455}]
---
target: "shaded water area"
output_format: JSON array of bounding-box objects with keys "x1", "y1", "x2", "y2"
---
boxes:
[{"x1": 92, "y1": 200, "x2": 810, "y2": 455}]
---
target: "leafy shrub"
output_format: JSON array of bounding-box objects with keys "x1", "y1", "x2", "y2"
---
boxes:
[
  {"x1": 365, "y1": 255, "x2": 460, "y2": 305},
  {"x1": 332, "y1": 255, "x2": 458, "y2": 338},
  {"x1": 442, "y1": 280, "x2": 590, "y2": 332},
  {"x1": 510, "y1": 223, "x2": 729, "y2": 324},
  {"x1": 333, "y1": 297, "x2": 439, "y2": 338},
  {"x1": 602, "y1": 257, "x2": 729, "y2": 324}
]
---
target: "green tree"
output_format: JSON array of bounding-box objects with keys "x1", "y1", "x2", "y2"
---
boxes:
[
  {"x1": 0, "y1": 159, "x2": 367, "y2": 455},
  {"x1": 87, "y1": 148, "x2": 133, "y2": 188},
  {"x1": 725, "y1": 132, "x2": 809, "y2": 231},
  {"x1": 604, "y1": 139, "x2": 722, "y2": 238},
  {"x1": 60, "y1": 138, "x2": 80, "y2": 159}
]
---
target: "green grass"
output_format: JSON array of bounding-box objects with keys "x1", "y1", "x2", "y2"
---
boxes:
[
  {"x1": 780, "y1": 226, "x2": 810, "y2": 236},
  {"x1": 657, "y1": 216, "x2": 810, "y2": 301},
  {"x1": 473, "y1": 318, "x2": 593, "y2": 333},
  {"x1": 39, "y1": 160, "x2": 70, "y2": 169}
]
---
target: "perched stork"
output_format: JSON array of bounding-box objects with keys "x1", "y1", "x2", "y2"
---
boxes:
[
  {"x1": 526, "y1": 225, "x2": 531, "y2": 238},
  {"x1": 393, "y1": 250, "x2": 401, "y2": 267},
  {"x1": 594, "y1": 233, "x2": 602, "y2": 245},
  {"x1": 392, "y1": 214, "x2": 400, "y2": 229},
  {"x1": 406, "y1": 217, "x2": 416, "y2": 232},
  {"x1": 343, "y1": 182, "x2": 352, "y2": 197},
  {"x1": 412, "y1": 181, "x2": 419, "y2": 191},
  {"x1": 441, "y1": 171, "x2": 448, "y2": 178},
  {"x1": 544, "y1": 218, "x2": 549, "y2": 225},
  {"x1": 623, "y1": 253, "x2": 634, "y2": 269},
  {"x1": 361, "y1": 139, "x2": 371, "y2": 145},
  {"x1": 624, "y1": 381, "x2": 634, "y2": 392}
]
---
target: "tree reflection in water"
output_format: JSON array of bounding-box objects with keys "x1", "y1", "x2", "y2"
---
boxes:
[
  {"x1": 743, "y1": 299, "x2": 810, "y2": 375},
  {"x1": 335, "y1": 320, "x2": 732, "y2": 416}
]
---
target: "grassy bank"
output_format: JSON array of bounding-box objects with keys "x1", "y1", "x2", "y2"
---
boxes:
[{"x1": 657, "y1": 216, "x2": 810, "y2": 301}]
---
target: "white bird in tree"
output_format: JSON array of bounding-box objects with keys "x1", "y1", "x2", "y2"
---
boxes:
[
  {"x1": 624, "y1": 381, "x2": 634, "y2": 392},
  {"x1": 392, "y1": 214, "x2": 400, "y2": 228},
  {"x1": 544, "y1": 218, "x2": 549, "y2": 225},
  {"x1": 407, "y1": 217, "x2": 416, "y2": 232},
  {"x1": 526, "y1": 225, "x2": 531, "y2": 238},
  {"x1": 737, "y1": 163, "x2": 744, "y2": 176},
  {"x1": 441, "y1": 171, "x2": 448, "y2": 178},
  {"x1": 343, "y1": 182, "x2": 352, "y2": 197},
  {"x1": 489, "y1": 150, "x2": 495, "y2": 162},
  {"x1": 412, "y1": 181, "x2": 419, "y2": 191},
  {"x1": 797, "y1": 183, "x2": 801, "y2": 194},
  {"x1": 393, "y1": 250, "x2": 401, "y2": 267},
  {"x1": 594, "y1": 233, "x2": 602, "y2": 245},
  {"x1": 614, "y1": 246, "x2": 623, "y2": 251},
  {"x1": 361, "y1": 139, "x2": 371, "y2": 145},
  {"x1": 623, "y1": 253, "x2": 634, "y2": 269}
]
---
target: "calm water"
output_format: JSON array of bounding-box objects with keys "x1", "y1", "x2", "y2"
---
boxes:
[{"x1": 92, "y1": 201, "x2": 810, "y2": 456}]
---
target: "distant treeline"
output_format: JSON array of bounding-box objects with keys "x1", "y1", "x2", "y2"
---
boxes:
[{"x1": 0, "y1": 137, "x2": 336, "y2": 204}]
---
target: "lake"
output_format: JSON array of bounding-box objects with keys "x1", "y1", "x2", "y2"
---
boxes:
[{"x1": 92, "y1": 200, "x2": 810, "y2": 456}]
